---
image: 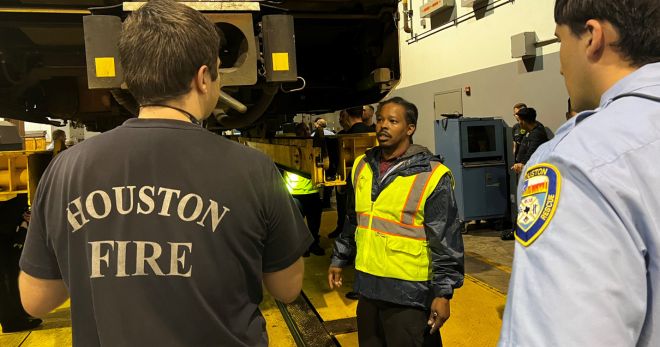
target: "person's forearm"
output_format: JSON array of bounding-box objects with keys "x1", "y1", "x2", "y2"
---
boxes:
[
  {"x1": 263, "y1": 258, "x2": 304, "y2": 303},
  {"x1": 19, "y1": 272, "x2": 69, "y2": 317}
]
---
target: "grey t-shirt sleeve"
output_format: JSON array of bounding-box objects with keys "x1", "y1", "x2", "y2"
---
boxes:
[
  {"x1": 19, "y1": 173, "x2": 63, "y2": 280},
  {"x1": 261, "y1": 162, "x2": 313, "y2": 273}
]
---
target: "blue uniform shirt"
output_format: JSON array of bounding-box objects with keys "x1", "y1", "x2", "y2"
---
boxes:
[{"x1": 499, "y1": 62, "x2": 660, "y2": 346}]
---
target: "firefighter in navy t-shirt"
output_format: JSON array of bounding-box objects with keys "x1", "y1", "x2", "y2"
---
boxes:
[{"x1": 18, "y1": 1, "x2": 312, "y2": 346}]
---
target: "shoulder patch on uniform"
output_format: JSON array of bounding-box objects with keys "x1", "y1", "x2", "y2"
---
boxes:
[{"x1": 515, "y1": 163, "x2": 561, "y2": 247}]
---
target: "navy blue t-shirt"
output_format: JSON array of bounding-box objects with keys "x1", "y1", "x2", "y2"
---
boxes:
[{"x1": 20, "y1": 118, "x2": 312, "y2": 346}]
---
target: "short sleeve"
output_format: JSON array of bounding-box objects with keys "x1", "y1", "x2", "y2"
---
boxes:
[
  {"x1": 19, "y1": 174, "x2": 62, "y2": 280},
  {"x1": 499, "y1": 157, "x2": 647, "y2": 346},
  {"x1": 261, "y1": 162, "x2": 313, "y2": 273}
]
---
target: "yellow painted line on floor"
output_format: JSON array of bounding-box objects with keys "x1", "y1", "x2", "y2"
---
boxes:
[
  {"x1": 466, "y1": 273, "x2": 507, "y2": 296},
  {"x1": 466, "y1": 251, "x2": 513, "y2": 274},
  {"x1": 260, "y1": 292, "x2": 297, "y2": 347},
  {"x1": 5, "y1": 296, "x2": 294, "y2": 347},
  {"x1": 442, "y1": 275, "x2": 506, "y2": 347},
  {"x1": 0, "y1": 331, "x2": 28, "y2": 347},
  {"x1": 10, "y1": 300, "x2": 72, "y2": 347},
  {"x1": 335, "y1": 332, "x2": 358, "y2": 346}
]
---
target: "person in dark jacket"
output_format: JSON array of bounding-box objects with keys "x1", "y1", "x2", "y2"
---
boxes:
[
  {"x1": 328, "y1": 97, "x2": 464, "y2": 347},
  {"x1": 511, "y1": 102, "x2": 527, "y2": 159},
  {"x1": 511, "y1": 107, "x2": 549, "y2": 174},
  {"x1": 362, "y1": 105, "x2": 376, "y2": 132},
  {"x1": 0, "y1": 195, "x2": 42, "y2": 333},
  {"x1": 328, "y1": 106, "x2": 373, "y2": 239}
]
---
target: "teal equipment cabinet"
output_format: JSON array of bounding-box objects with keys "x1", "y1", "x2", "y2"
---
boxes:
[{"x1": 434, "y1": 117, "x2": 513, "y2": 231}]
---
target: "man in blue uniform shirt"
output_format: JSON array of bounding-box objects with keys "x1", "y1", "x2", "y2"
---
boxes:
[{"x1": 499, "y1": 0, "x2": 660, "y2": 346}]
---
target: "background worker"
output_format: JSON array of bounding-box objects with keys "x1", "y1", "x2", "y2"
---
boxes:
[
  {"x1": 0, "y1": 195, "x2": 42, "y2": 333},
  {"x1": 283, "y1": 123, "x2": 325, "y2": 256},
  {"x1": 329, "y1": 106, "x2": 372, "y2": 239},
  {"x1": 312, "y1": 117, "x2": 334, "y2": 136},
  {"x1": 511, "y1": 107, "x2": 549, "y2": 174},
  {"x1": 345, "y1": 106, "x2": 372, "y2": 134},
  {"x1": 47, "y1": 129, "x2": 67, "y2": 156},
  {"x1": 328, "y1": 106, "x2": 375, "y2": 300},
  {"x1": 511, "y1": 102, "x2": 527, "y2": 159},
  {"x1": 329, "y1": 97, "x2": 464, "y2": 346},
  {"x1": 362, "y1": 104, "x2": 376, "y2": 131},
  {"x1": 328, "y1": 109, "x2": 352, "y2": 239}
]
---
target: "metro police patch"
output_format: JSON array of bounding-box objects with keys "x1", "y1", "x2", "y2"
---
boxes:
[{"x1": 515, "y1": 163, "x2": 561, "y2": 246}]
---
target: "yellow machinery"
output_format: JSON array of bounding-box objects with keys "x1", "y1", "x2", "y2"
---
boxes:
[
  {"x1": 0, "y1": 151, "x2": 52, "y2": 205},
  {"x1": 240, "y1": 134, "x2": 377, "y2": 187},
  {"x1": 23, "y1": 132, "x2": 48, "y2": 151}
]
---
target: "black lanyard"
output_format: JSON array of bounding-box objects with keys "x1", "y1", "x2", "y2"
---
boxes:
[{"x1": 140, "y1": 104, "x2": 201, "y2": 126}]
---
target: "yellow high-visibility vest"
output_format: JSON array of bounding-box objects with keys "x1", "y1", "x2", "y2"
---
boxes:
[
  {"x1": 351, "y1": 154, "x2": 451, "y2": 281},
  {"x1": 283, "y1": 171, "x2": 319, "y2": 195}
]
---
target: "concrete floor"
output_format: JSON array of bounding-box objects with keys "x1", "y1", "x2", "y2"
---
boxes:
[{"x1": 1, "y1": 210, "x2": 515, "y2": 346}]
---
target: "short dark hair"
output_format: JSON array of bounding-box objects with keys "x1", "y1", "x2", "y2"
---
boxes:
[
  {"x1": 554, "y1": 0, "x2": 660, "y2": 66},
  {"x1": 513, "y1": 103, "x2": 527, "y2": 110},
  {"x1": 346, "y1": 106, "x2": 363, "y2": 119},
  {"x1": 516, "y1": 107, "x2": 537, "y2": 122},
  {"x1": 377, "y1": 96, "x2": 418, "y2": 126},
  {"x1": 118, "y1": 0, "x2": 221, "y2": 104},
  {"x1": 52, "y1": 129, "x2": 66, "y2": 141},
  {"x1": 295, "y1": 122, "x2": 310, "y2": 137}
]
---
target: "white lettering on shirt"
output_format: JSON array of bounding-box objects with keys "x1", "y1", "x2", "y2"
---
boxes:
[
  {"x1": 88, "y1": 240, "x2": 193, "y2": 279},
  {"x1": 196, "y1": 201, "x2": 231, "y2": 233},
  {"x1": 86, "y1": 190, "x2": 112, "y2": 219},
  {"x1": 168, "y1": 242, "x2": 192, "y2": 277},
  {"x1": 157, "y1": 188, "x2": 181, "y2": 217},
  {"x1": 177, "y1": 193, "x2": 204, "y2": 222},
  {"x1": 66, "y1": 185, "x2": 230, "y2": 233},
  {"x1": 90, "y1": 240, "x2": 115, "y2": 278},
  {"x1": 134, "y1": 241, "x2": 165, "y2": 276},
  {"x1": 113, "y1": 186, "x2": 136, "y2": 215},
  {"x1": 67, "y1": 197, "x2": 90, "y2": 232},
  {"x1": 137, "y1": 186, "x2": 156, "y2": 215}
]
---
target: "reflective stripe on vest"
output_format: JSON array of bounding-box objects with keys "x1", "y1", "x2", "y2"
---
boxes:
[
  {"x1": 283, "y1": 171, "x2": 319, "y2": 195},
  {"x1": 351, "y1": 154, "x2": 451, "y2": 281}
]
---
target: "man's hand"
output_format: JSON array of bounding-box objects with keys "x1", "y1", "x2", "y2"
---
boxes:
[
  {"x1": 328, "y1": 266, "x2": 343, "y2": 289},
  {"x1": 427, "y1": 297, "x2": 450, "y2": 334},
  {"x1": 511, "y1": 163, "x2": 524, "y2": 174}
]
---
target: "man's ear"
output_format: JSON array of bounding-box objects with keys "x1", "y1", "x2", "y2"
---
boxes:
[
  {"x1": 194, "y1": 65, "x2": 210, "y2": 94},
  {"x1": 584, "y1": 19, "x2": 605, "y2": 62},
  {"x1": 407, "y1": 123, "x2": 416, "y2": 136}
]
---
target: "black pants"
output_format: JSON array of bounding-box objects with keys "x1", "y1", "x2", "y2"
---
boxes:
[
  {"x1": 292, "y1": 192, "x2": 322, "y2": 246},
  {"x1": 0, "y1": 195, "x2": 30, "y2": 328},
  {"x1": 357, "y1": 297, "x2": 442, "y2": 347},
  {"x1": 335, "y1": 186, "x2": 347, "y2": 232},
  {"x1": 322, "y1": 186, "x2": 333, "y2": 208}
]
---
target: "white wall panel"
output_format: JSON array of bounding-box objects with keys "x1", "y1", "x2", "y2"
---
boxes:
[{"x1": 398, "y1": 0, "x2": 559, "y2": 88}]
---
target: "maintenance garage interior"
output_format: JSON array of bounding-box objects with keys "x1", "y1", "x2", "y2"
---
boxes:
[{"x1": 2, "y1": 0, "x2": 570, "y2": 346}]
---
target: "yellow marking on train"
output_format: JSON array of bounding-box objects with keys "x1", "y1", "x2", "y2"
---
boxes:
[
  {"x1": 94, "y1": 57, "x2": 116, "y2": 78},
  {"x1": 272, "y1": 53, "x2": 290, "y2": 71},
  {"x1": 0, "y1": 8, "x2": 90, "y2": 14}
]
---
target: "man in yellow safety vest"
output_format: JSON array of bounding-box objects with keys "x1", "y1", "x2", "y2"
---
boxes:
[{"x1": 328, "y1": 97, "x2": 464, "y2": 346}]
